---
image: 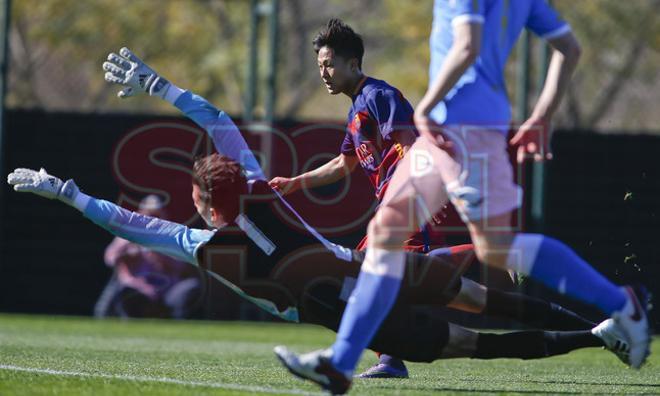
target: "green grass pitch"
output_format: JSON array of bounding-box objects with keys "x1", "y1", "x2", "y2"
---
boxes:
[{"x1": 1, "y1": 314, "x2": 658, "y2": 395}]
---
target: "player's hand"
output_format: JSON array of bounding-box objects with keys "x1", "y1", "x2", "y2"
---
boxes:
[
  {"x1": 510, "y1": 117, "x2": 552, "y2": 163},
  {"x1": 268, "y1": 177, "x2": 300, "y2": 195},
  {"x1": 413, "y1": 112, "x2": 454, "y2": 156},
  {"x1": 102, "y1": 47, "x2": 170, "y2": 98},
  {"x1": 7, "y1": 168, "x2": 80, "y2": 206},
  {"x1": 430, "y1": 205, "x2": 449, "y2": 226}
]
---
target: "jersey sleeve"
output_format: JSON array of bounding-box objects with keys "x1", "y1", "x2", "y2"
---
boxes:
[
  {"x1": 526, "y1": 0, "x2": 571, "y2": 40},
  {"x1": 365, "y1": 89, "x2": 413, "y2": 141},
  {"x1": 442, "y1": 0, "x2": 485, "y2": 27},
  {"x1": 173, "y1": 91, "x2": 266, "y2": 181},
  {"x1": 340, "y1": 133, "x2": 356, "y2": 156},
  {"x1": 81, "y1": 194, "x2": 215, "y2": 266}
]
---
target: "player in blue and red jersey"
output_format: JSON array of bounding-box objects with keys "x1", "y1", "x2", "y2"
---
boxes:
[
  {"x1": 269, "y1": 19, "x2": 455, "y2": 378},
  {"x1": 341, "y1": 77, "x2": 410, "y2": 202},
  {"x1": 269, "y1": 18, "x2": 445, "y2": 254}
]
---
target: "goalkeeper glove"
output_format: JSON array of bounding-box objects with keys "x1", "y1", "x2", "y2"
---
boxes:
[
  {"x1": 103, "y1": 47, "x2": 171, "y2": 99},
  {"x1": 7, "y1": 168, "x2": 81, "y2": 207}
]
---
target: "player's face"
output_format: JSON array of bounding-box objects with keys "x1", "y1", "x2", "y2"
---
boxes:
[
  {"x1": 192, "y1": 183, "x2": 215, "y2": 228},
  {"x1": 317, "y1": 46, "x2": 355, "y2": 95}
]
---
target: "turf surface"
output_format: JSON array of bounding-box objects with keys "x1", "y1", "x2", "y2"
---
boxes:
[{"x1": 0, "y1": 314, "x2": 658, "y2": 395}]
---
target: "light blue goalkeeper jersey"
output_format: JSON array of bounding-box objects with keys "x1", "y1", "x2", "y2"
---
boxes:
[
  {"x1": 429, "y1": 0, "x2": 570, "y2": 131},
  {"x1": 80, "y1": 91, "x2": 263, "y2": 266},
  {"x1": 176, "y1": 91, "x2": 266, "y2": 182}
]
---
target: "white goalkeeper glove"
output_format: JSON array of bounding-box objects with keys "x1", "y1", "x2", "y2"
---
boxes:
[
  {"x1": 103, "y1": 47, "x2": 171, "y2": 99},
  {"x1": 7, "y1": 168, "x2": 81, "y2": 207}
]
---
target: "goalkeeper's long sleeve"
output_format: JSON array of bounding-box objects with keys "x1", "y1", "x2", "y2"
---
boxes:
[
  {"x1": 75, "y1": 193, "x2": 214, "y2": 265},
  {"x1": 172, "y1": 91, "x2": 266, "y2": 182}
]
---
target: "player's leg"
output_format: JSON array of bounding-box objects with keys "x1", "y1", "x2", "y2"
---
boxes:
[
  {"x1": 420, "y1": 245, "x2": 596, "y2": 330},
  {"x1": 443, "y1": 322, "x2": 627, "y2": 362},
  {"x1": 365, "y1": 305, "x2": 628, "y2": 363},
  {"x1": 465, "y1": 207, "x2": 648, "y2": 366},
  {"x1": 401, "y1": 247, "x2": 595, "y2": 330},
  {"x1": 465, "y1": 211, "x2": 625, "y2": 316},
  {"x1": 365, "y1": 305, "x2": 457, "y2": 362},
  {"x1": 329, "y1": 137, "x2": 454, "y2": 376},
  {"x1": 364, "y1": 308, "x2": 600, "y2": 362},
  {"x1": 445, "y1": 278, "x2": 595, "y2": 330},
  {"x1": 473, "y1": 328, "x2": 605, "y2": 360},
  {"x1": 456, "y1": 129, "x2": 650, "y2": 368},
  {"x1": 482, "y1": 287, "x2": 596, "y2": 330},
  {"x1": 163, "y1": 277, "x2": 202, "y2": 319},
  {"x1": 94, "y1": 275, "x2": 123, "y2": 318},
  {"x1": 354, "y1": 238, "x2": 409, "y2": 379},
  {"x1": 274, "y1": 139, "x2": 455, "y2": 391},
  {"x1": 357, "y1": 211, "x2": 453, "y2": 379},
  {"x1": 358, "y1": 245, "x2": 466, "y2": 378}
]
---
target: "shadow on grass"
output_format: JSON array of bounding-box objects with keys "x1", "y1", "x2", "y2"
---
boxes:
[
  {"x1": 361, "y1": 382, "x2": 657, "y2": 395},
  {"x1": 524, "y1": 379, "x2": 660, "y2": 388}
]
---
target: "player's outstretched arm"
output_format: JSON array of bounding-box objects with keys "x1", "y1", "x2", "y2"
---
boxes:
[
  {"x1": 173, "y1": 91, "x2": 266, "y2": 182},
  {"x1": 102, "y1": 47, "x2": 265, "y2": 182},
  {"x1": 269, "y1": 154, "x2": 358, "y2": 195},
  {"x1": 7, "y1": 168, "x2": 213, "y2": 265}
]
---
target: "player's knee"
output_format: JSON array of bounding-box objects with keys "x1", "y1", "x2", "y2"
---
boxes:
[
  {"x1": 367, "y1": 217, "x2": 408, "y2": 249},
  {"x1": 473, "y1": 241, "x2": 509, "y2": 269},
  {"x1": 449, "y1": 278, "x2": 486, "y2": 313}
]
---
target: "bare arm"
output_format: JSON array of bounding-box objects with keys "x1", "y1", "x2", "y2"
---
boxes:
[
  {"x1": 511, "y1": 31, "x2": 581, "y2": 161},
  {"x1": 269, "y1": 154, "x2": 359, "y2": 195},
  {"x1": 529, "y1": 32, "x2": 581, "y2": 121},
  {"x1": 415, "y1": 22, "x2": 482, "y2": 140}
]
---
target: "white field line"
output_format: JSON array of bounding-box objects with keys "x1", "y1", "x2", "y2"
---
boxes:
[{"x1": 0, "y1": 364, "x2": 323, "y2": 395}]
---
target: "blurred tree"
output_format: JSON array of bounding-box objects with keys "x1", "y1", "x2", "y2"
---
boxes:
[
  {"x1": 7, "y1": 0, "x2": 249, "y2": 114},
  {"x1": 553, "y1": 0, "x2": 660, "y2": 131},
  {"x1": 6, "y1": 0, "x2": 660, "y2": 133}
]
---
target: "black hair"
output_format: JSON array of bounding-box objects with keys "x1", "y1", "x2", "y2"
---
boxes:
[{"x1": 313, "y1": 18, "x2": 364, "y2": 69}]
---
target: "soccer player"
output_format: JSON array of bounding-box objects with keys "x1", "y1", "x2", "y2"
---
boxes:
[
  {"x1": 269, "y1": 18, "x2": 451, "y2": 377},
  {"x1": 275, "y1": 1, "x2": 651, "y2": 393},
  {"x1": 269, "y1": 18, "x2": 444, "y2": 254}
]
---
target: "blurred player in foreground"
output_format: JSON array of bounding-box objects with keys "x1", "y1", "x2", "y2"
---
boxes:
[
  {"x1": 276, "y1": 0, "x2": 651, "y2": 393},
  {"x1": 8, "y1": 48, "x2": 628, "y2": 385}
]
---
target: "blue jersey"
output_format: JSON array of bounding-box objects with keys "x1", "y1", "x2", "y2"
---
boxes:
[
  {"x1": 430, "y1": 0, "x2": 570, "y2": 131},
  {"x1": 340, "y1": 77, "x2": 416, "y2": 200}
]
